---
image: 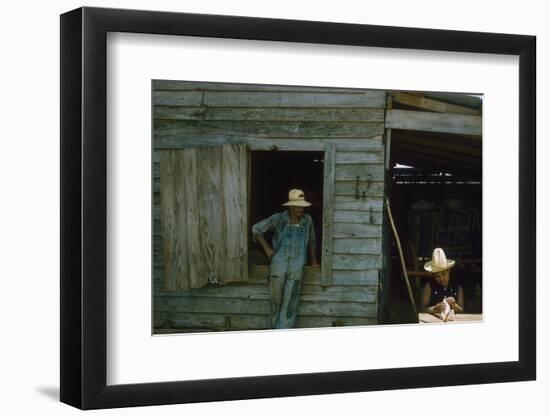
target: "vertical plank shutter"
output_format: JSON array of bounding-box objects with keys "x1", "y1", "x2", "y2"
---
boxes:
[
  {"x1": 221, "y1": 144, "x2": 249, "y2": 282},
  {"x1": 160, "y1": 144, "x2": 249, "y2": 290},
  {"x1": 160, "y1": 151, "x2": 190, "y2": 291},
  {"x1": 321, "y1": 143, "x2": 336, "y2": 286}
]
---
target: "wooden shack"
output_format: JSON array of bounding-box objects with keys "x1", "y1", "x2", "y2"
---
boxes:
[{"x1": 152, "y1": 80, "x2": 482, "y2": 331}]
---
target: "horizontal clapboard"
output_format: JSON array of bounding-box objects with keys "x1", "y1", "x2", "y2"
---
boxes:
[
  {"x1": 385, "y1": 109, "x2": 482, "y2": 136},
  {"x1": 153, "y1": 149, "x2": 383, "y2": 164},
  {"x1": 153, "y1": 163, "x2": 385, "y2": 184},
  {"x1": 154, "y1": 107, "x2": 385, "y2": 122},
  {"x1": 154, "y1": 266, "x2": 379, "y2": 286},
  {"x1": 154, "y1": 311, "x2": 377, "y2": 331},
  {"x1": 334, "y1": 196, "x2": 384, "y2": 211},
  {"x1": 334, "y1": 181, "x2": 384, "y2": 197},
  {"x1": 333, "y1": 222, "x2": 382, "y2": 237},
  {"x1": 333, "y1": 210, "x2": 383, "y2": 224},
  {"x1": 334, "y1": 164, "x2": 384, "y2": 181},
  {"x1": 153, "y1": 178, "x2": 385, "y2": 197},
  {"x1": 155, "y1": 296, "x2": 377, "y2": 318},
  {"x1": 154, "y1": 136, "x2": 384, "y2": 151},
  {"x1": 154, "y1": 120, "x2": 385, "y2": 138},
  {"x1": 333, "y1": 238, "x2": 382, "y2": 254},
  {"x1": 155, "y1": 283, "x2": 376, "y2": 303},
  {"x1": 154, "y1": 90, "x2": 387, "y2": 108},
  {"x1": 335, "y1": 151, "x2": 383, "y2": 164},
  {"x1": 154, "y1": 80, "x2": 380, "y2": 93},
  {"x1": 154, "y1": 311, "x2": 268, "y2": 330},
  {"x1": 153, "y1": 223, "x2": 382, "y2": 243},
  {"x1": 332, "y1": 254, "x2": 382, "y2": 270},
  {"x1": 153, "y1": 244, "x2": 382, "y2": 266}
]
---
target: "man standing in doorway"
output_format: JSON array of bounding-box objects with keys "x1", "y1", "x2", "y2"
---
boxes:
[{"x1": 252, "y1": 189, "x2": 319, "y2": 329}]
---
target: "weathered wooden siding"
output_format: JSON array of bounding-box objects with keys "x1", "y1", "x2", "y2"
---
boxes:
[{"x1": 153, "y1": 80, "x2": 387, "y2": 331}]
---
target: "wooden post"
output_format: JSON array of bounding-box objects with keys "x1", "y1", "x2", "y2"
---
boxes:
[
  {"x1": 386, "y1": 197, "x2": 418, "y2": 320},
  {"x1": 321, "y1": 143, "x2": 336, "y2": 287}
]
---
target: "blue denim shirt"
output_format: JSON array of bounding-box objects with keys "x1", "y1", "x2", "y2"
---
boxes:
[{"x1": 252, "y1": 211, "x2": 316, "y2": 252}]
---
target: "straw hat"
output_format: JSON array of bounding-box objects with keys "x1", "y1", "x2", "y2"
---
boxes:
[
  {"x1": 424, "y1": 248, "x2": 455, "y2": 273},
  {"x1": 282, "y1": 189, "x2": 312, "y2": 207}
]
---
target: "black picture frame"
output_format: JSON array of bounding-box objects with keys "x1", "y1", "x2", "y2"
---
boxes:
[{"x1": 60, "y1": 6, "x2": 536, "y2": 410}]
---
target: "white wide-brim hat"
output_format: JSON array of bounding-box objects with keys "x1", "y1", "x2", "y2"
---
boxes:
[
  {"x1": 424, "y1": 247, "x2": 455, "y2": 273},
  {"x1": 282, "y1": 189, "x2": 312, "y2": 207}
]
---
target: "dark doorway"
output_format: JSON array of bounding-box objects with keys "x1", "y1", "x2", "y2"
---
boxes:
[{"x1": 249, "y1": 150, "x2": 325, "y2": 265}]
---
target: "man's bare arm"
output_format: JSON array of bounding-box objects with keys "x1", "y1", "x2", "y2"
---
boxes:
[{"x1": 254, "y1": 233, "x2": 274, "y2": 260}]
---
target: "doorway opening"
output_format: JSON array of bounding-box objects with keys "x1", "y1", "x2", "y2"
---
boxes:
[{"x1": 249, "y1": 150, "x2": 325, "y2": 266}]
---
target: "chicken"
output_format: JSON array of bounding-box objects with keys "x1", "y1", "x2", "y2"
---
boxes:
[{"x1": 434, "y1": 297, "x2": 455, "y2": 322}]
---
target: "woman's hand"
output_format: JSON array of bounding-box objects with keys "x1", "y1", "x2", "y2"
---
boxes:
[
  {"x1": 265, "y1": 247, "x2": 274, "y2": 261},
  {"x1": 445, "y1": 297, "x2": 457, "y2": 309},
  {"x1": 446, "y1": 295, "x2": 464, "y2": 313},
  {"x1": 311, "y1": 261, "x2": 320, "y2": 271},
  {"x1": 431, "y1": 302, "x2": 448, "y2": 314}
]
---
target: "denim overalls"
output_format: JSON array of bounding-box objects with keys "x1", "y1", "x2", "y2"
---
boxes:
[{"x1": 269, "y1": 221, "x2": 308, "y2": 329}]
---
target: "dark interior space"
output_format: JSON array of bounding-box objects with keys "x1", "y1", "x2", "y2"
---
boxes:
[
  {"x1": 249, "y1": 151, "x2": 325, "y2": 265},
  {"x1": 385, "y1": 129, "x2": 483, "y2": 324}
]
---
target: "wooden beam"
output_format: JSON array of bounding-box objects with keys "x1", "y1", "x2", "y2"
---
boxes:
[
  {"x1": 392, "y1": 93, "x2": 481, "y2": 115},
  {"x1": 423, "y1": 92, "x2": 482, "y2": 110},
  {"x1": 392, "y1": 141, "x2": 481, "y2": 165},
  {"x1": 385, "y1": 109, "x2": 482, "y2": 135},
  {"x1": 393, "y1": 131, "x2": 481, "y2": 158},
  {"x1": 389, "y1": 128, "x2": 481, "y2": 145}
]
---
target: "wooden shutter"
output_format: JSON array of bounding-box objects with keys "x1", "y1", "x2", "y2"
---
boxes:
[
  {"x1": 321, "y1": 143, "x2": 336, "y2": 286},
  {"x1": 160, "y1": 144, "x2": 249, "y2": 290}
]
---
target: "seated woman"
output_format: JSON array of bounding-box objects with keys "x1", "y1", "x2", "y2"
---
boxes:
[{"x1": 420, "y1": 248, "x2": 464, "y2": 321}]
